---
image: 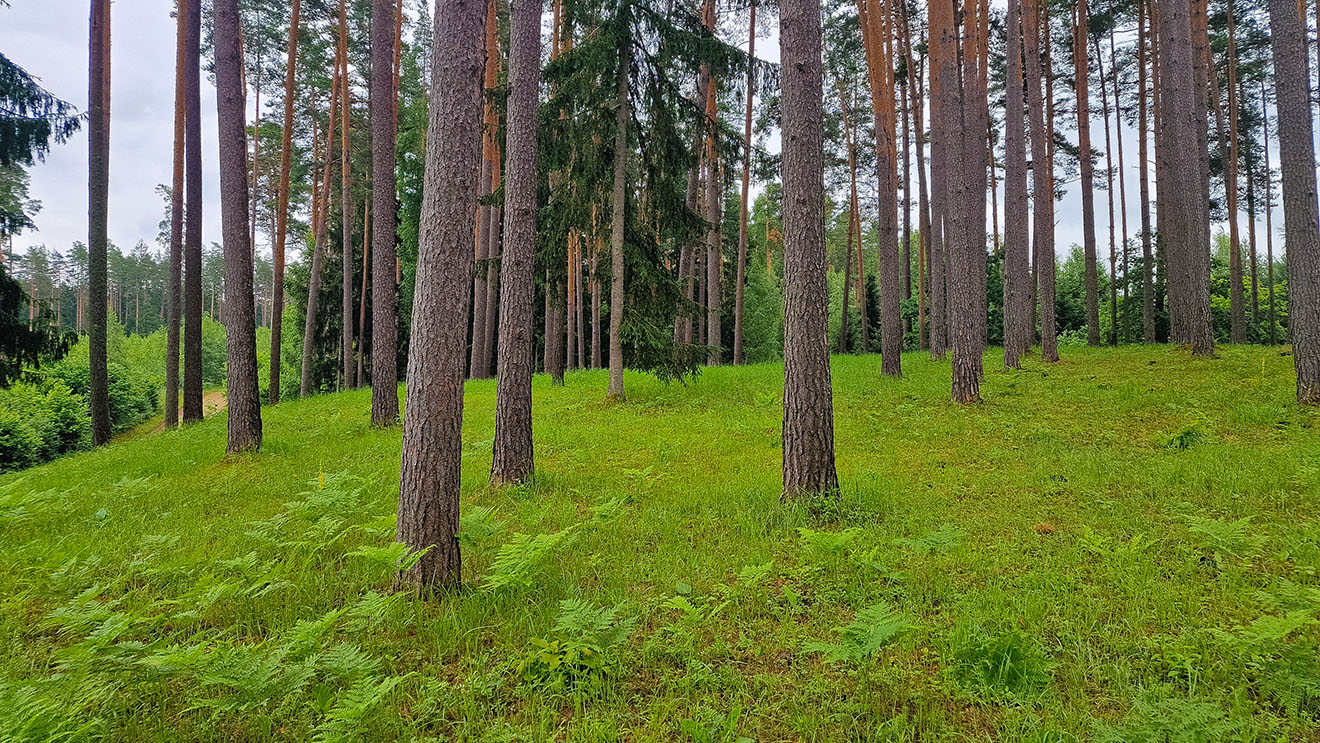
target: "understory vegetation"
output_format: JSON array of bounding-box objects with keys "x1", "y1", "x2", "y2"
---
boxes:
[{"x1": 1, "y1": 345, "x2": 1317, "y2": 741}]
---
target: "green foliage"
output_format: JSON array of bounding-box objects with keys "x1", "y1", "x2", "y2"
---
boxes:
[
  {"x1": 484, "y1": 525, "x2": 581, "y2": 591},
  {"x1": 893, "y1": 524, "x2": 965, "y2": 555},
  {"x1": 517, "y1": 600, "x2": 636, "y2": 697},
  {"x1": 952, "y1": 631, "x2": 1054, "y2": 699},
  {"x1": 1181, "y1": 515, "x2": 1263, "y2": 558},
  {"x1": 679, "y1": 705, "x2": 752, "y2": 743},
  {"x1": 803, "y1": 602, "x2": 912, "y2": 665},
  {"x1": 0, "y1": 405, "x2": 40, "y2": 472},
  {"x1": 1093, "y1": 689, "x2": 1251, "y2": 743}
]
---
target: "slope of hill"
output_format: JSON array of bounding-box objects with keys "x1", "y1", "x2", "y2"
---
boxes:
[{"x1": 2, "y1": 345, "x2": 1318, "y2": 741}]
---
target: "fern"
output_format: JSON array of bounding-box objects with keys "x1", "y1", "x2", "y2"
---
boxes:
[
  {"x1": 1182, "y1": 514, "x2": 1262, "y2": 558},
  {"x1": 346, "y1": 542, "x2": 433, "y2": 577},
  {"x1": 318, "y1": 643, "x2": 382, "y2": 680},
  {"x1": 893, "y1": 524, "x2": 965, "y2": 555},
  {"x1": 483, "y1": 525, "x2": 580, "y2": 590},
  {"x1": 457, "y1": 505, "x2": 506, "y2": 550},
  {"x1": 344, "y1": 590, "x2": 406, "y2": 632},
  {"x1": 797, "y1": 527, "x2": 861, "y2": 556},
  {"x1": 0, "y1": 681, "x2": 103, "y2": 742},
  {"x1": 803, "y1": 602, "x2": 912, "y2": 665},
  {"x1": 193, "y1": 643, "x2": 317, "y2": 713},
  {"x1": 516, "y1": 600, "x2": 635, "y2": 696},
  {"x1": 281, "y1": 607, "x2": 348, "y2": 660},
  {"x1": 312, "y1": 674, "x2": 409, "y2": 743},
  {"x1": 953, "y1": 631, "x2": 1053, "y2": 699}
]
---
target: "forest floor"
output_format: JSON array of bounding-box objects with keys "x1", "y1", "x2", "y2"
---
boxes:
[{"x1": 2, "y1": 344, "x2": 1319, "y2": 742}]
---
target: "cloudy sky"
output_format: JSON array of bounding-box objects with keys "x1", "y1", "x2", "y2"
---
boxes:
[{"x1": 3, "y1": 0, "x2": 1277, "y2": 265}]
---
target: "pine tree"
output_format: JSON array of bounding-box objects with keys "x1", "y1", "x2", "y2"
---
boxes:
[
  {"x1": 371, "y1": 0, "x2": 401, "y2": 424},
  {"x1": 87, "y1": 0, "x2": 111, "y2": 446}
]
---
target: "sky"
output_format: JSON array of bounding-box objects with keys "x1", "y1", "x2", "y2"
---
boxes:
[{"x1": 2, "y1": 0, "x2": 1280, "y2": 266}]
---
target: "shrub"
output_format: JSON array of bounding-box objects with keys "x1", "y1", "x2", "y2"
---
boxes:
[{"x1": 0, "y1": 407, "x2": 41, "y2": 473}]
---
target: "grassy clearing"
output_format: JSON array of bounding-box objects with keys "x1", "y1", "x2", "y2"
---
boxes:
[{"x1": 2, "y1": 344, "x2": 1319, "y2": 742}]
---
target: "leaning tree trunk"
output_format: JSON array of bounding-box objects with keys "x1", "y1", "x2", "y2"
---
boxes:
[
  {"x1": 396, "y1": 0, "x2": 484, "y2": 591},
  {"x1": 270, "y1": 0, "x2": 301, "y2": 405},
  {"x1": 1003, "y1": 0, "x2": 1029, "y2": 369},
  {"x1": 88, "y1": 0, "x2": 112, "y2": 446},
  {"x1": 183, "y1": 0, "x2": 204, "y2": 420},
  {"x1": 1268, "y1": 0, "x2": 1320, "y2": 402},
  {"x1": 371, "y1": 0, "x2": 401, "y2": 424},
  {"x1": 780, "y1": 0, "x2": 839, "y2": 497},
  {"x1": 606, "y1": 23, "x2": 630, "y2": 401},
  {"x1": 214, "y1": 0, "x2": 263, "y2": 454},
  {"x1": 166, "y1": 0, "x2": 186, "y2": 428},
  {"x1": 491, "y1": 0, "x2": 541, "y2": 484}
]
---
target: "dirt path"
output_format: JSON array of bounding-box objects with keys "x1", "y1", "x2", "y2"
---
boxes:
[{"x1": 117, "y1": 390, "x2": 228, "y2": 442}]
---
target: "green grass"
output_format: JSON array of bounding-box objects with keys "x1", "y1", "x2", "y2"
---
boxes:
[{"x1": 2, "y1": 344, "x2": 1319, "y2": 742}]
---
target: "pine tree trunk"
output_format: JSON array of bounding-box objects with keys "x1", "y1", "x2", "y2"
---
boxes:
[
  {"x1": 184, "y1": 0, "x2": 203, "y2": 422},
  {"x1": 338, "y1": 0, "x2": 356, "y2": 390},
  {"x1": 1074, "y1": 0, "x2": 1100, "y2": 347},
  {"x1": 1095, "y1": 37, "x2": 1118, "y2": 345},
  {"x1": 269, "y1": 0, "x2": 301, "y2": 405},
  {"x1": 1109, "y1": 27, "x2": 1130, "y2": 340},
  {"x1": 1139, "y1": 0, "x2": 1156, "y2": 343},
  {"x1": 356, "y1": 199, "x2": 370, "y2": 387},
  {"x1": 166, "y1": 0, "x2": 186, "y2": 428},
  {"x1": 1003, "y1": 0, "x2": 1029, "y2": 368},
  {"x1": 705, "y1": 122, "x2": 722, "y2": 366},
  {"x1": 733, "y1": 0, "x2": 756, "y2": 365},
  {"x1": 1024, "y1": 0, "x2": 1058, "y2": 361},
  {"x1": 900, "y1": 6, "x2": 930, "y2": 351},
  {"x1": 927, "y1": 0, "x2": 951, "y2": 359},
  {"x1": 371, "y1": 0, "x2": 401, "y2": 422},
  {"x1": 1263, "y1": 79, "x2": 1277, "y2": 346},
  {"x1": 606, "y1": 20, "x2": 630, "y2": 400},
  {"x1": 214, "y1": 0, "x2": 263, "y2": 454},
  {"x1": 492, "y1": 0, "x2": 540, "y2": 484},
  {"x1": 948, "y1": 0, "x2": 986, "y2": 402},
  {"x1": 1225, "y1": 2, "x2": 1245, "y2": 344},
  {"x1": 396, "y1": 0, "x2": 484, "y2": 591},
  {"x1": 470, "y1": 0, "x2": 499, "y2": 379},
  {"x1": 839, "y1": 188, "x2": 853, "y2": 354},
  {"x1": 88, "y1": 0, "x2": 112, "y2": 446},
  {"x1": 1267, "y1": 0, "x2": 1320, "y2": 402},
  {"x1": 302, "y1": 81, "x2": 339, "y2": 397},
  {"x1": 780, "y1": 0, "x2": 839, "y2": 496}
]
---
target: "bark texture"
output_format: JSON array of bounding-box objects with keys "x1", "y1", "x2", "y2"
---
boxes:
[
  {"x1": 733, "y1": 0, "x2": 756, "y2": 365},
  {"x1": 780, "y1": 0, "x2": 839, "y2": 497},
  {"x1": 270, "y1": 0, "x2": 301, "y2": 405},
  {"x1": 1268, "y1": 0, "x2": 1320, "y2": 402},
  {"x1": 214, "y1": 0, "x2": 263, "y2": 454},
  {"x1": 492, "y1": 0, "x2": 541, "y2": 484},
  {"x1": 606, "y1": 26, "x2": 630, "y2": 401},
  {"x1": 396, "y1": 0, "x2": 484, "y2": 591},
  {"x1": 371, "y1": 0, "x2": 401, "y2": 424},
  {"x1": 166, "y1": 0, "x2": 185, "y2": 428},
  {"x1": 338, "y1": 0, "x2": 356, "y2": 389},
  {"x1": 88, "y1": 0, "x2": 111, "y2": 446},
  {"x1": 1024, "y1": 0, "x2": 1057, "y2": 361},
  {"x1": 1003, "y1": 0, "x2": 1029, "y2": 368}
]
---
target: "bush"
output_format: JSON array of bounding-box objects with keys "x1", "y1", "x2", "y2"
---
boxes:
[{"x1": 0, "y1": 407, "x2": 41, "y2": 473}]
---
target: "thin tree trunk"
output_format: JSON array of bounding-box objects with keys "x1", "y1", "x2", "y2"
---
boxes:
[
  {"x1": 705, "y1": 87, "x2": 723, "y2": 366},
  {"x1": 1268, "y1": 0, "x2": 1320, "y2": 401},
  {"x1": 1109, "y1": 25, "x2": 1130, "y2": 338},
  {"x1": 1095, "y1": 36, "x2": 1118, "y2": 345},
  {"x1": 839, "y1": 193, "x2": 853, "y2": 354},
  {"x1": 1003, "y1": 0, "x2": 1029, "y2": 368},
  {"x1": 1074, "y1": 0, "x2": 1100, "y2": 346},
  {"x1": 948, "y1": 0, "x2": 986, "y2": 402},
  {"x1": 371, "y1": 0, "x2": 401, "y2": 422},
  {"x1": 780, "y1": 0, "x2": 839, "y2": 496},
  {"x1": 166, "y1": 0, "x2": 186, "y2": 428},
  {"x1": 1263, "y1": 80, "x2": 1277, "y2": 346},
  {"x1": 215, "y1": 0, "x2": 263, "y2": 453},
  {"x1": 860, "y1": 0, "x2": 900, "y2": 377},
  {"x1": 1025, "y1": 0, "x2": 1058, "y2": 361},
  {"x1": 567, "y1": 231, "x2": 578, "y2": 371},
  {"x1": 88, "y1": 0, "x2": 111, "y2": 446},
  {"x1": 269, "y1": 0, "x2": 301, "y2": 405},
  {"x1": 1139, "y1": 0, "x2": 1155, "y2": 342},
  {"x1": 607, "y1": 20, "x2": 630, "y2": 400},
  {"x1": 1225, "y1": 1, "x2": 1245, "y2": 344},
  {"x1": 492, "y1": 0, "x2": 541, "y2": 483},
  {"x1": 470, "y1": 0, "x2": 498, "y2": 379},
  {"x1": 396, "y1": 0, "x2": 484, "y2": 591},
  {"x1": 733, "y1": 0, "x2": 756, "y2": 365},
  {"x1": 927, "y1": 0, "x2": 951, "y2": 359},
  {"x1": 338, "y1": 0, "x2": 355, "y2": 390},
  {"x1": 301, "y1": 86, "x2": 337, "y2": 397},
  {"x1": 356, "y1": 199, "x2": 370, "y2": 386},
  {"x1": 901, "y1": 6, "x2": 930, "y2": 351}
]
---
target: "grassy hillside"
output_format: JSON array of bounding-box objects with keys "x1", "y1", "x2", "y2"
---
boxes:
[{"x1": 2, "y1": 345, "x2": 1318, "y2": 741}]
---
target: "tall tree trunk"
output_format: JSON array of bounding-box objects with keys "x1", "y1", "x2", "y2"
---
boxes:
[
  {"x1": 927, "y1": 0, "x2": 951, "y2": 359},
  {"x1": 567, "y1": 231, "x2": 578, "y2": 370},
  {"x1": 338, "y1": 0, "x2": 356, "y2": 390},
  {"x1": 733, "y1": 0, "x2": 756, "y2": 365},
  {"x1": 356, "y1": 199, "x2": 370, "y2": 386},
  {"x1": 302, "y1": 79, "x2": 340, "y2": 397},
  {"x1": 1095, "y1": 36, "x2": 1118, "y2": 345},
  {"x1": 842, "y1": 88, "x2": 868, "y2": 352},
  {"x1": 167, "y1": 0, "x2": 186, "y2": 428},
  {"x1": 88, "y1": 0, "x2": 111, "y2": 446},
  {"x1": 1157, "y1": 0, "x2": 1213, "y2": 355},
  {"x1": 705, "y1": 99, "x2": 723, "y2": 366},
  {"x1": 607, "y1": 21, "x2": 630, "y2": 401},
  {"x1": 1268, "y1": 0, "x2": 1320, "y2": 402},
  {"x1": 1109, "y1": 25, "x2": 1130, "y2": 338},
  {"x1": 270, "y1": 0, "x2": 301, "y2": 405},
  {"x1": 1025, "y1": 0, "x2": 1058, "y2": 361},
  {"x1": 948, "y1": 0, "x2": 986, "y2": 402},
  {"x1": 1263, "y1": 79, "x2": 1277, "y2": 346},
  {"x1": 1139, "y1": 0, "x2": 1156, "y2": 342},
  {"x1": 1003, "y1": 0, "x2": 1029, "y2": 368},
  {"x1": 215, "y1": 0, "x2": 263, "y2": 454},
  {"x1": 839, "y1": 191, "x2": 853, "y2": 354},
  {"x1": 396, "y1": 0, "x2": 484, "y2": 591},
  {"x1": 492, "y1": 0, "x2": 541, "y2": 483},
  {"x1": 371, "y1": 0, "x2": 401, "y2": 422},
  {"x1": 780, "y1": 0, "x2": 839, "y2": 496},
  {"x1": 470, "y1": 0, "x2": 498, "y2": 379},
  {"x1": 1074, "y1": 0, "x2": 1100, "y2": 346},
  {"x1": 900, "y1": 6, "x2": 931, "y2": 351},
  {"x1": 1224, "y1": 1, "x2": 1245, "y2": 344}
]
